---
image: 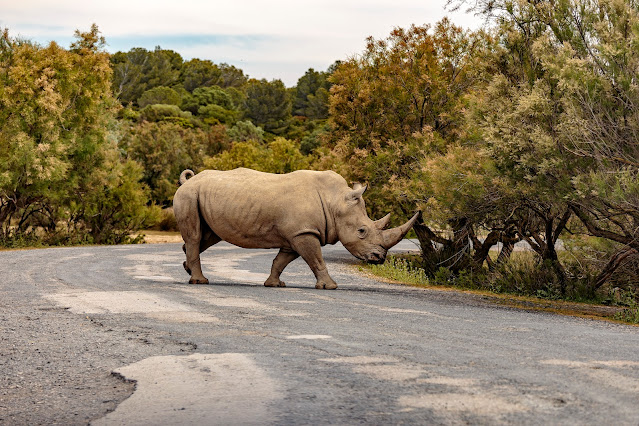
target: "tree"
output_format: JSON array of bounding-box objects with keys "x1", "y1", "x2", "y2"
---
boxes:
[
  {"x1": 120, "y1": 121, "x2": 229, "y2": 206},
  {"x1": 326, "y1": 19, "x2": 492, "y2": 272},
  {"x1": 460, "y1": 0, "x2": 639, "y2": 288},
  {"x1": 181, "y1": 86, "x2": 240, "y2": 124},
  {"x1": 293, "y1": 68, "x2": 331, "y2": 119},
  {"x1": 204, "y1": 138, "x2": 310, "y2": 173},
  {"x1": 180, "y1": 59, "x2": 247, "y2": 92},
  {"x1": 138, "y1": 104, "x2": 196, "y2": 127},
  {"x1": 138, "y1": 86, "x2": 181, "y2": 107},
  {"x1": 216, "y1": 63, "x2": 248, "y2": 88},
  {"x1": 111, "y1": 47, "x2": 183, "y2": 105},
  {"x1": 0, "y1": 25, "x2": 153, "y2": 244},
  {"x1": 243, "y1": 79, "x2": 292, "y2": 135},
  {"x1": 227, "y1": 120, "x2": 265, "y2": 143}
]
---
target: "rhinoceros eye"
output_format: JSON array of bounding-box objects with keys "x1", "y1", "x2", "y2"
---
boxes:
[{"x1": 357, "y1": 226, "x2": 369, "y2": 238}]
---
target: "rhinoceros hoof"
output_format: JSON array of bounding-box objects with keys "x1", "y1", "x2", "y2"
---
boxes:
[
  {"x1": 189, "y1": 277, "x2": 209, "y2": 284},
  {"x1": 315, "y1": 281, "x2": 338, "y2": 290},
  {"x1": 183, "y1": 261, "x2": 191, "y2": 275},
  {"x1": 264, "y1": 278, "x2": 286, "y2": 287}
]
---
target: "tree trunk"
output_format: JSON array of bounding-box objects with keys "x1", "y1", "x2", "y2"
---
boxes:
[
  {"x1": 543, "y1": 214, "x2": 569, "y2": 295},
  {"x1": 413, "y1": 217, "x2": 473, "y2": 275},
  {"x1": 449, "y1": 217, "x2": 471, "y2": 272},
  {"x1": 413, "y1": 221, "x2": 446, "y2": 275},
  {"x1": 490, "y1": 229, "x2": 519, "y2": 271},
  {"x1": 471, "y1": 230, "x2": 500, "y2": 271},
  {"x1": 592, "y1": 247, "x2": 637, "y2": 291}
]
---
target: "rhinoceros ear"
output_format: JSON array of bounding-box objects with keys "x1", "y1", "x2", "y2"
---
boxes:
[{"x1": 346, "y1": 185, "x2": 367, "y2": 204}]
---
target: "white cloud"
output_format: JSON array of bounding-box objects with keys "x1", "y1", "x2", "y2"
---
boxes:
[{"x1": 0, "y1": 0, "x2": 482, "y2": 85}]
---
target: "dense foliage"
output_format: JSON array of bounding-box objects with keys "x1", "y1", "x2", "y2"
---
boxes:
[
  {"x1": 0, "y1": 26, "x2": 333, "y2": 247},
  {"x1": 0, "y1": 25, "x2": 155, "y2": 245},
  {"x1": 2, "y1": 3, "x2": 637, "y2": 301},
  {"x1": 326, "y1": 1, "x2": 638, "y2": 298}
]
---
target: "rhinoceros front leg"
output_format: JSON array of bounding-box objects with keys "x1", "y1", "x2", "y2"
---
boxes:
[
  {"x1": 264, "y1": 248, "x2": 300, "y2": 287},
  {"x1": 291, "y1": 234, "x2": 338, "y2": 290}
]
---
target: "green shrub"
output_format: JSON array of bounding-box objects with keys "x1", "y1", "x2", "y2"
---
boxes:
[
  {"x1": 151, "y1": 208, "x2": 179, "y2": 232},
  {"x1": 138, "y1": 86, "x2": 181, "y2": 108},
  {"x1": 204, "y1": 138, "x2": 310, "y2": 174},
  {"x1": 367, "y1": 255, "x2": 429, "y2": 286},
  {"x1": 615, "y1": 307, "x2": 639, "y2": 324},
  {"x1": 139, "y1": 104, "x2": 193, "y2": 123},
  {"x1": 227, "y1": 120, "x2": 265, "y2": 143}
]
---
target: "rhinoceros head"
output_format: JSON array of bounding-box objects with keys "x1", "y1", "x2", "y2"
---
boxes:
[{"x1": 335, "y1": 184, "x2": 419, "y2": 264}]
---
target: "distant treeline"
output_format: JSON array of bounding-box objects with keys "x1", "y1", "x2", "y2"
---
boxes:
[
  {"x1": 1, "y1": 0, "x2": 638, "y2": 303},
  {"x1": 109, "y1": 45, "x2": 337, "y2": 207}
]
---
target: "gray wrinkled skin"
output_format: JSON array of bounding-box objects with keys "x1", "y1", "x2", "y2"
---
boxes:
[{"x1": 173, "y1": 168, "x2": 419, "y2": 289}]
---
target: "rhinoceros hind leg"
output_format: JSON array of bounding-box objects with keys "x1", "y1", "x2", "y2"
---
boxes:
[
  {"x1": 183, "y1": 228, "x2": 220, "y2": 281},
  {"x1": 264, "y1": 248, "x2": 299, "y2": 288},
  {"x1": 291, "y1": 235, "x2": 338, "y2": 290},
  {"x1": 174, "y1": 188, "x2": 209, "y2": 284},
  {"x1": 184, "y1": 241, "x2": 208, "y2": 284},
  {"x1": 177, "y1": 217, "x2": 208, "y2": 283},
  {"x1": 199, "y1": 228, "x2": 221, "y2": 253}
]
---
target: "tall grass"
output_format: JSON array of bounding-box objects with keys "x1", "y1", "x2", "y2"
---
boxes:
[{"x1": 367, "y1": 255, "x2": 429, "y2": 286}]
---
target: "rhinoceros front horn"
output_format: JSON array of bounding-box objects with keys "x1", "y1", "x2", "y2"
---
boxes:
[{"x1": 381, "y1": 212, "x2": 420, "y2": 249}]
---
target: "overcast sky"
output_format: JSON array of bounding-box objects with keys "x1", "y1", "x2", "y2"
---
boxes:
[{"x1": 1, "y1": 0, "x2": 482, "y2": 86}]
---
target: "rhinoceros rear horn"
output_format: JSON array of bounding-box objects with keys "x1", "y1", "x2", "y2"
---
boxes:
[
  {"x1": 346, "y1": 185, "x2": 367, "y2": 203},
  {"x1": 381, "y1": 212, "x2": 420, "y2": 249},
  {"x1": 374, "y1": 213, "x2": 391, "y2": 230}
]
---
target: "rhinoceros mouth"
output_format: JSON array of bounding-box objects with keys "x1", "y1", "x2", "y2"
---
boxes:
[
  {"x1": 343, "y1": 242, "x2": 387, "y2": 264},
  {"x1": 360, "y1": 248, "x2": 386, "y2": 264},
  {"x1": 366, "y1": 252, "x2": 386, "y2": 264}
]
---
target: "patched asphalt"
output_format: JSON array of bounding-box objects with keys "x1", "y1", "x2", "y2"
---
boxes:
[{"x1": 1, "y1": 242, "x2": 639, "y2": 425}]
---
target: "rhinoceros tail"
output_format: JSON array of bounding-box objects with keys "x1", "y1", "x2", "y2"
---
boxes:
[{"x1": 179, "y1": 169, "x2": 195, "y2": 186}]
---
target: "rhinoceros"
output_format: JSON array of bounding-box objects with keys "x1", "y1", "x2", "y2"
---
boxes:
[{"x1": 173, "y1": 168, "x2": 418, "y2": 289}]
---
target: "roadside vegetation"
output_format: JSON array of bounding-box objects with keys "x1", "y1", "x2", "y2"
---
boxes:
[
  {"x1": 367, "y1": 251, "x2": 639, "y2": 324},
  {"x1": 1, "y1": 1, "x2": 637, "y2": 313}
]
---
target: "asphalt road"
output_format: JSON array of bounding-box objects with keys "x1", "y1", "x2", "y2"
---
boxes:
[{"x1": 1, "y1": 241, "x2": 639, "y2": 425}]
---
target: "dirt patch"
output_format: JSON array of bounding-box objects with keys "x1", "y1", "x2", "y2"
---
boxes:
[
  {"x1": 134, "y1": 231, "x2": 183, "y2": 244},
  {"x1": 541, "y1": 360, "x2": 639, "y2": 393},
  {"x1": 319, "y1": 356, "x2": 398, "y2": 364},
  {"x1": 353, "y1": 364, "x2": 426, "y2": 381},
  {"x1": 399, "y1": 393, "x2": 527, "y2": 416},
  {"x1": 318, "y1": 355, "x2": 426, "y2": 381},
  {"x1": 45, "y1": 290, "x2": 191, "y2": 314}
]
